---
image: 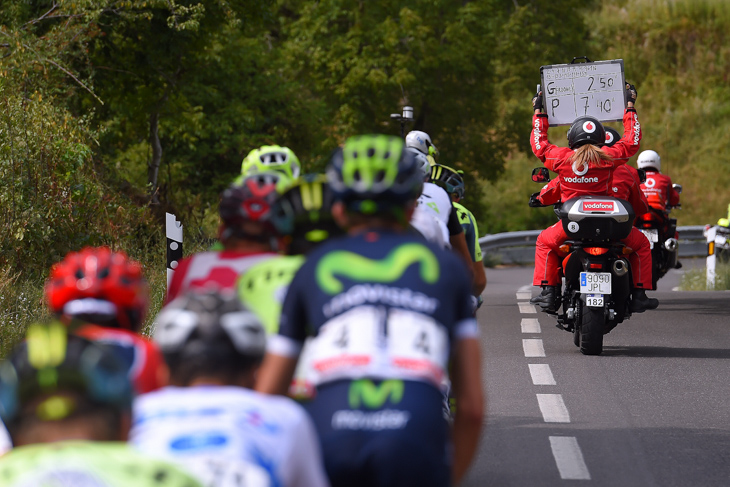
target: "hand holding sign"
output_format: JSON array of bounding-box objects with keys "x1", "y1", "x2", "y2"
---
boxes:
[{"x1": 625, "y1": 82, "x2": 637, "y2": 105}]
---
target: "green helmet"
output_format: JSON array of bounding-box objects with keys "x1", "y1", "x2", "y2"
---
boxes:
[
  {"x1": 326, "y1": 134, "x2": 423, "y2": 215},
  {"x1": 430, "y1": 164, "x2": 466, "y2": 200},
  {"x1": 270, "y1": 174, "x2": 344, "y2": 255},
  {"x1": 241, "y1": 145, "x2": 301, "y2": 179}
]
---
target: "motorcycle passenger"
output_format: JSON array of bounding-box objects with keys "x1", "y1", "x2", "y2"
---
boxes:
[
  {"x1": 429, "y1": 164, "x2": 487, "y2": 304},
  {"x1": 256, "y1": 134, "x2": 484, "y2": 487},
  {"x1": 0, "y1": 322, "x2": 202, "y2": 487},
  {"x1": 130, "y1": 292, "x2": 328, "y2": 487},
  {"x1": 529, "y1": 83, "x2": 657, "y2": 313},
  {"x1": 166, "y1": 173, "x2": 283, "y2": 302},
  {"x1": 44, "y1": 246, "x2": 167, "y2": 394}
]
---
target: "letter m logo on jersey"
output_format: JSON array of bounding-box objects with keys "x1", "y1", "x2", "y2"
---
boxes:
[
  {"x1": 315, "y1": 244, "x2": 440, "y2": 294},
  {"x1": 348, "y1": 379, "x2": 404, "y2": 409}
]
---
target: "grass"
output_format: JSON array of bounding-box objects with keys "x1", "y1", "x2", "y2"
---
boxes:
[{"x1": 679, "y1": 259, "x2": 730, "y2": 290}]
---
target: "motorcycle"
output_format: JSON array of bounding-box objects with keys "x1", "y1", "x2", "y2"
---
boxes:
[
  {"x1": 634, "y1": 183, "x2": 683, "y2": 288},
  {"x1": 530, "y1": 168, "x2": 640, "y2": 356}
]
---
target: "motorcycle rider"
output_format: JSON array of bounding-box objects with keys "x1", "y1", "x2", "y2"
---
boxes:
[
  {"x1": 637, "y1": 150, "x2": 680, "y2": 214},
  {"x1": 529, "y1": 82, "x2": 658, "y2": 313}
]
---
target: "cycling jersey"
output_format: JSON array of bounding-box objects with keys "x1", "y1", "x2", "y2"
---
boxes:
[
  {"x1": 452, "y1": 202, "x2": 482, "y2": 262},
  {"x1": 409, "y1": 205, "x2": 447, "y2": 248},
  {"x1": 0, "y1": 441, "x2": 203, "y2": 487},
  {"x1": 167, "y1": 250, "x2": 277, "y2": 303},
  {"x1": 76, "y1": 324, "x2": 166, "y2": 394},
  {"x1": 0, "y1": 421, "x2": 9, "y2": 455},
  {"x1": 269, "y1": 229, "x2": 476, "y2": 486},
  {"x1": 416, "y1": 183, "x2": 463, "y2": 245},
  {"x1": 130, "y1": 385, "x2": 329, "y2": 487},
  {"x1": 238, "y1": 255, "x2": 317, "y2": 398}
]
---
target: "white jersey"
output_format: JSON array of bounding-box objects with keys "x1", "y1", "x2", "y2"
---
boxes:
[
  {"x1": 0, "y1": 420, "x2": 11, "y2": 455},
  {"x1": 417, "y1": 182, "x2": 453, "y2": 245},
  {"x1": 410, "y1": 205, "x2": 448, "y2": 248},
  {"x1": 130, "y1": 386, "x2": 329, "y2": 487}
]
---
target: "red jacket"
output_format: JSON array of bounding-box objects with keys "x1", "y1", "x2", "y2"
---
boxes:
[
  {"x1": 531, "y1": 109, "x2": 642, "y2": 201},
  {"x1": 640, "y1": 170, "x2": 680, "y2": 212}
]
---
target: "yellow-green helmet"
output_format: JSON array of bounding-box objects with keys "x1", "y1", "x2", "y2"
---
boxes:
[{"x1": 241, "y1": 145, "x2": 301, "y2": 179}]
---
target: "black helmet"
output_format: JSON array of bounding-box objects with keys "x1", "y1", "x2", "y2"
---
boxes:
[
  {"x1": 604, "y1": 127, "x2": 621, "y2": 148},
  {"x1": 326, "y1": 134, "x2": 423, "y2": 215},
  {"x1": 429, "y1": 164, "x2": 466, "y2": 200},
  {"x1": 0, "y1": 321, "x2": 132, "y2": 424},
  {"x1": 153, "y1": 292, "x2": 266, "y2": 383},
  {"x1": 270, "y1": 174, "x2": 344, "y2": 254},
  {"x1": 567, "y1": 116, "x2": 606, "y2": 149}
]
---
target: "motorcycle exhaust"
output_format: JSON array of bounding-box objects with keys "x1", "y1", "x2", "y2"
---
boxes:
[
  {"x1": 664, "y1": 238, "x2": 678, "y2": 251},
  {"x1": 612, "y1": 258, "x2": 629, "y2": 277}
]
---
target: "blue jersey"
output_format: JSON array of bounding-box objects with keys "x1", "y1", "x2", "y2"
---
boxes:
[{"x1": 269, "y1": 229, "x2": 477, "y2": 389}]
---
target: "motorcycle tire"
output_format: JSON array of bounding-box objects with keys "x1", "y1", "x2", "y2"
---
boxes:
[
  {"x1": 573, "y1": 325, "x2": 580, "y2": 347},
  {"x1": 580, "y1": 304, "x2": 605, "y2": 356}
]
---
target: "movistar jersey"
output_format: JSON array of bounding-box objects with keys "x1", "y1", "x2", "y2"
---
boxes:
[
  {"x1": 130, "y1": 385, "x2": 329, "y2": 487},
  {"x1": 453, "y1": 202, "x2": 482, "y2": 263},
  {"x1": 269, "y1": 230, "x2": 477, "y2": 389},
  {"x1": 0, "y1": 441, "x2": 203, "y2": 487}
]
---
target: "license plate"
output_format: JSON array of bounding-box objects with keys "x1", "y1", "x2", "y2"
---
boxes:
[
  {"x1": 586, "y1": 294, "x2": 604, "y2": 307},
  {"x1": 580, "y1": 272, "x2": 611, "y2": 294},
  {"x1": 641, "y1": 229, "x2": 659, "y2": 242}
]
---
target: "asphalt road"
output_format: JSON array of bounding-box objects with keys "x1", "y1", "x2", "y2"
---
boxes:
[{"x1": 463, "y1": 260, "x2": 730, "y2": 486}]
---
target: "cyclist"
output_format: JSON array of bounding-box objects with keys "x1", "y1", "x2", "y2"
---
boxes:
[
  {"x1": 239, "y1": 145, "x2": 302, "y2": 180},
  {"x1": 45, "y1": 246, "x2": 167, "y2": 394},
  {"x1": 429, "y1": 164, "x2": 487, "y2": 304},
  {"x1": 239, "y1": 175, "x2": 345, "y2": 398},
  {"x1": 0, "y1": 321, "x2": 203, "y2": 486},
  {"x1": 408, "y1": 147, "x2": 449, "y2": 248},
  {"x1": 256, "y1": 134, "x2": 484, "y2": 487},
  {"x1": 130, "y1": 292, "x2": 328, "y2": 487},
  {"x1": 166, "y1": 173, "x2": 282, "y2": 302},
  {"x1": 406, "y1": 130, "x2": 439, "y2": 166}
]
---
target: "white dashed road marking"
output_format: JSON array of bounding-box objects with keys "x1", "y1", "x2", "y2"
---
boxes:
[
  {"x1": 529, "y1": 364, "x2": 556, "y2": 385},
  {"x1": 516, "y1": 291, "x2": 532, "y2": 300},
  {"x1": 536, "y1": 394, "x2": 571, "y2": 423},
  {"x1": 522, "y1": 339, "x2": 545, "y2": 357},
  {"x1": 549, "y1": 436, "x2": 591, "y2": 480},
  {"x1": 518, "y1": 302, "x2": 537, "y2": 314},
  {"x1": 521, "y1": 318, "x2": 541, "y2": 334}
]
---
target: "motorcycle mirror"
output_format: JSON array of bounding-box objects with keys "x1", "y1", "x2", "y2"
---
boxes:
[
  {"x1": 673, "y1": 183, "x2": 683, "y2": 194},
  {"x1": 637, "y1": 168, "x2": 647, "y2": 183},
  {"x1": 531, "y1": 167, "x2": 551, "y2": 183}
]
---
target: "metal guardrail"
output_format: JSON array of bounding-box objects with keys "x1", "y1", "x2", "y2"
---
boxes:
[{"x1": 479, "y1": 225, "x2": 707, "y2": 265}]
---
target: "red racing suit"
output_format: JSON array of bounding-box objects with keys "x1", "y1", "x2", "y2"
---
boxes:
[
  {"x1": 640, "y1": 170, "x2": 680, "y2": 212},
  {"x1": 531, "y1": 109, "x2": 648, "y2": 288},
  {"x1": 533, "y1": 166, "x2": 653, "y2": 289},
  {"x1": 166, "y1": 250, "x2": 277, "y2": 303}
]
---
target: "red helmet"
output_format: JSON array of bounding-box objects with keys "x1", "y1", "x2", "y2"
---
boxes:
[
  {"x1": 218, "y1": 173, "x2": 282, "y2": 241},
  {"x1": 45, "y1": 247, "x2": 149, "y2": 331}
]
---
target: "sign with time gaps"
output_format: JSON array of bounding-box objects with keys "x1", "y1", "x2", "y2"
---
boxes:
[{"x1": 540, "y1": 59, "x2": 626, "y2": 126}]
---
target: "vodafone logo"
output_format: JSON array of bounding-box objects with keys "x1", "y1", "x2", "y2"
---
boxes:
[
  {"x1": 533, "y1": 119, "x2": 542, "y2": 150},
  {"x1": 582, "y1": 201, "x2": 615, "y2": 211},
  {"x1": 583, "y1": 121, "x2": 596, "y2": 133},
  {"x1": 605, "y1": 131, "x2": 615, "y2": 144},
  {"x1": 644, "y1": 177, "x2": 656, "y2": 188},
  {"x1": 564, "y1": 176, "x2": 598, "y2": 183}
]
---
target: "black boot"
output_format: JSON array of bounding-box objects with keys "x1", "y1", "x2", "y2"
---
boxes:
[
  {"x1": 630, "y1": 288, "x2": 659, "y2": 313},
  {"x1": 675, "y1": 260, "x2": 683, "y2": 269},
  {"x1": 530, "y1": 286, "x2": 560, "y2": 312}
]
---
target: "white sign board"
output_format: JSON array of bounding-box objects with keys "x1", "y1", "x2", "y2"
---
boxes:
[{"x1": 540, "y1": 59, "x2": 626, "y2": 126}]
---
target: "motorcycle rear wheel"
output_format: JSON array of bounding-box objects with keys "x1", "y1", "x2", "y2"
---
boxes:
[{"x1": 580, "y1": 304, "x2": 605, "y2": 355}]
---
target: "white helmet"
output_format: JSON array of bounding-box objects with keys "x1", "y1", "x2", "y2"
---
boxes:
[
  {"x1": 407, "y1": 147, "x2": 431, "y2": 181},
  {"x1": 405, "y1": 130, "x2": 439, "y2": 157},
  {"x1": 637, "y1": 150, "x2": 661, "y2": 171}
]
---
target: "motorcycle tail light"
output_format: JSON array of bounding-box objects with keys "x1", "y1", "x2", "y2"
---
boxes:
[
  {"x1": 559, "y1": 244, "x2": 571, "y2": 254},
  {"x1": 589, "y1": 263, "x2": 603, "y2": 269},
  {"x1": 585, "y1": 247, "x2": 609, "y2": 256},
  {"x1": 622, "y1": 246, "x2": 634, "y2": 255}
]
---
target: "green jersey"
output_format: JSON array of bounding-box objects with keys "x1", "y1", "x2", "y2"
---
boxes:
[
  {"x1": 453, "y1": 202, "x2": 482, "y2": 262},
  {"x1": 0, "y1": 441, "x2": 202, "y2": 487},
  {"x1": 238, "y1": 255, "x2": 306, "y2": 334}
]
